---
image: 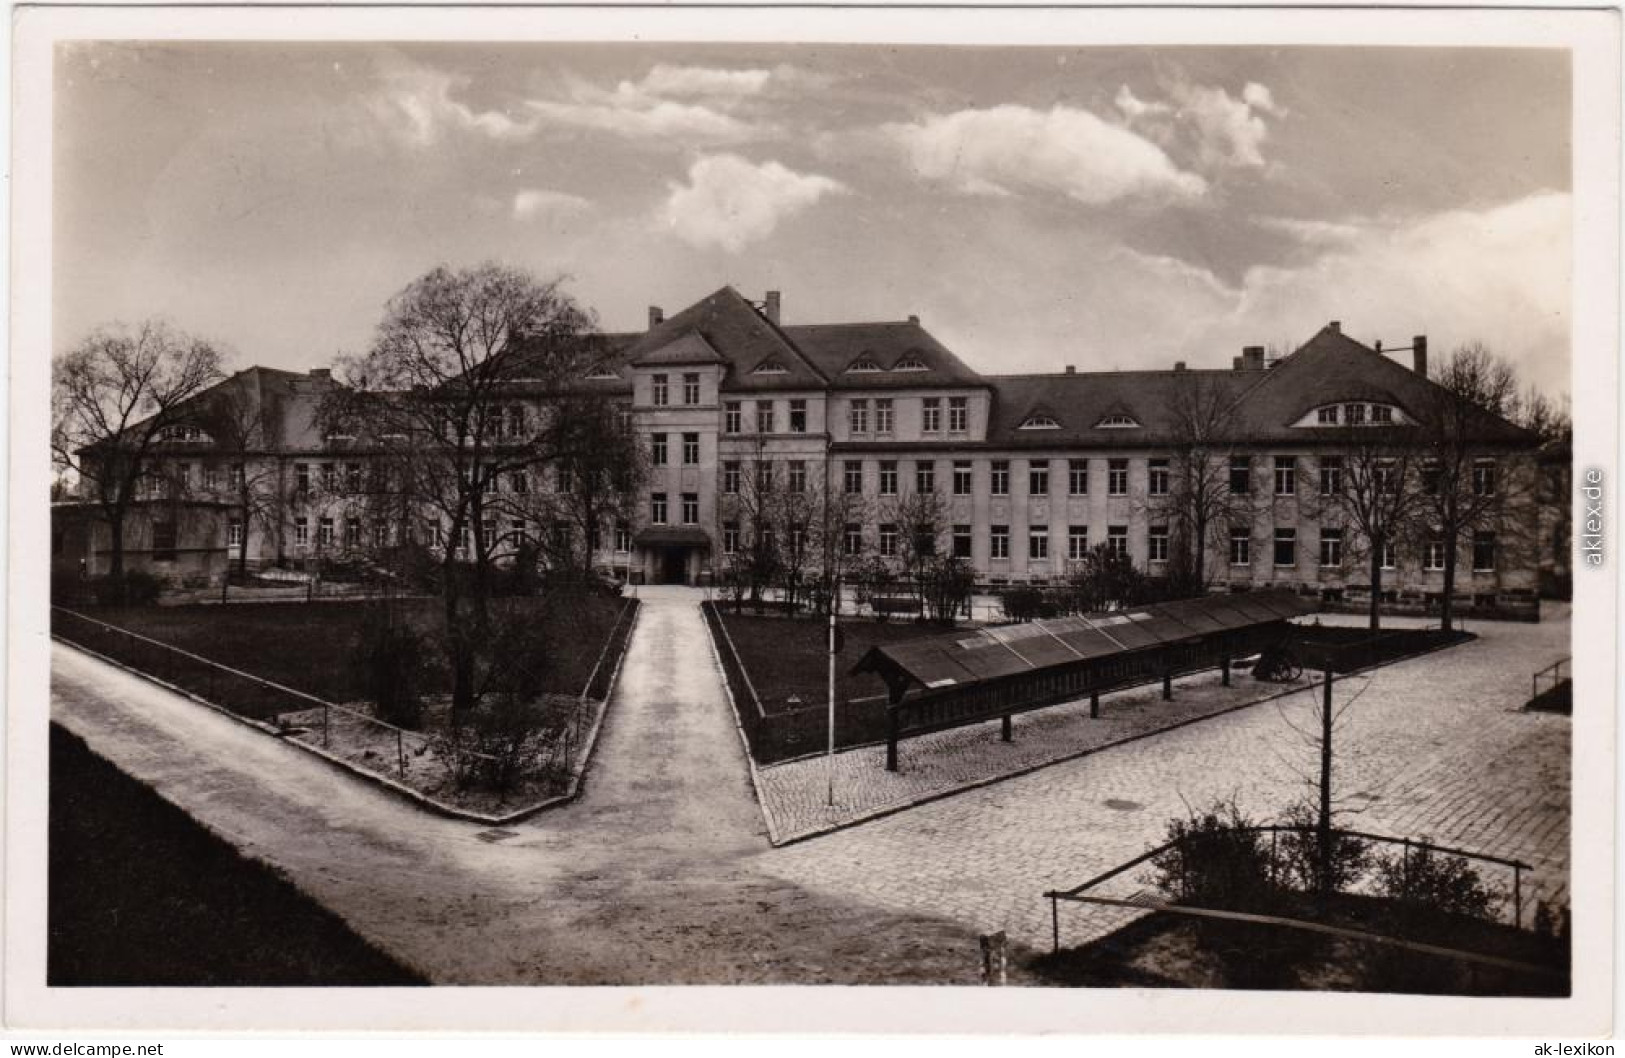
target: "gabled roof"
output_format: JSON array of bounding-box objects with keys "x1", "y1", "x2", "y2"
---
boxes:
[
  {"x1": 618, "y1": 286, "x2": 828, "y2": 392},
  {"x1": 984, "y1": 370, "x2": 1256, "y2": 446},
  {"x1": 782, "y1": 320, "x2": 987, "y2": 390},
  {"x1": 1231, "y1": 325, "x2": 1537, "y2": 445},
  {"x1": 631, "y1": 329, "x2": 727, "y2": 368}
]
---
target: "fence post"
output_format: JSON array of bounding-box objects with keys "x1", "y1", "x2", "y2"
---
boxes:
[
  {"x1": 323, "y1": 704, "x2": 330, "y2": 748},
  {"x1": 1401, "y1": 838, "x2": 1411, "y2": 898},
  {"x1": 979, "y1": 931, "x2": 1008, "y2": 986},
  {"x1": 1221, "y1": 655, "x2": 1230, "y2": 687},
  {"x1": 1001, "y1": 715, "x2": 1012, "y2": 743},
  {"x1": 397, "y1": 728, "x2": 405, "y2": 778},
  {"x1": 1051, "y1": 896, "x2": 1060, "y2": 954},
  {"x1": 1514, "y1": 865, "x2": 1523, "y2": 929},
  {"x1": 1162, "y1": 667, "x2": 1173, "y2": 701},
  {"x1": 1090, "y1": 691, "x2": 1100, "y2": 719}
]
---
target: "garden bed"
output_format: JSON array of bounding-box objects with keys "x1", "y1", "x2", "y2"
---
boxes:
[{"x1": 49, "y1": 724, "x2": 425, "y2": 986}]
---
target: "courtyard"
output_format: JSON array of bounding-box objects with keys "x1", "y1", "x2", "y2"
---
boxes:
[{"x1": 49, "y1": 586, "x2": 1570, "y2": 985}]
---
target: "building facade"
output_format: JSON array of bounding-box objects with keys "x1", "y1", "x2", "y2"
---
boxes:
[{"x1": 61, "y1": 285, "x2": 1545, "y2": 618}]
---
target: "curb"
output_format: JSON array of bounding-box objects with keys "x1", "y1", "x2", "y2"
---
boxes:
[
  {"x1": 757, "y1": 630, "x2": 1475, "y2": 847},
  {"x1": 700, "y1": 602, "x2": 784, "y2": 846}
]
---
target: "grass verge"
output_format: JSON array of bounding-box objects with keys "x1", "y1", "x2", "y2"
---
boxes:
[{"x1": 49, "y1": 724, "x2": 426, "y2": 986}]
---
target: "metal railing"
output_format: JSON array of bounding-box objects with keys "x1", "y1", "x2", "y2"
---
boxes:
[{"x1": 1531, "y1": 656, "x2": 1570, "y2": 700}]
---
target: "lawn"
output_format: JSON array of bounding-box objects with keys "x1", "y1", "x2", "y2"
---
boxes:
[
  {"x1": 49, "y1": 724, "x2": 426, "y2": 986},
  {"x1": 58, "y1": 592, "x2": 633, "y2": 708},
  {"x1": 705, "y1": 602, "x2": 949, "y2": 764}
]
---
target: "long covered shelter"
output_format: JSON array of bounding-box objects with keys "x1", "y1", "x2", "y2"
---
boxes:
[{"x1": 852, "y1": 589, "x2": 1318, "y2": 770}]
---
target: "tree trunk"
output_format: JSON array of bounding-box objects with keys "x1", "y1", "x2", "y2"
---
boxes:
[
  {"x1": 1368, "y1": 545, "x2": 1383, "y2": 631},
  {"x1": 107, "y1": 513, "x2": 127, "y2": 595},
  {"x1": 1440, "y1": 531, "x2": 1459, "y2": 633}
]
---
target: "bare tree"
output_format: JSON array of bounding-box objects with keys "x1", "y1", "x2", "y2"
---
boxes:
[
  {"x1": 51, "y1": 320, "x2": 227, "y2": 593},
  {"x1": 189, "y1": 373, "x2": 292, "y2": 581},
  {"x1": 327, "y1": 263, "x2": 625, "y2": 717},
  {"x1": 1315, "y1": 437, "x2": 1428, "y2": 631},
  {"x1": 1422, "y1": 345, "x2": 1537, "y2": 632},
  {"x1": 1142, "y1": 373, "x2": 1253, "y2": 595},
  {"x1": 878, "y1": 488, "x2": 951, "y2": 611}
]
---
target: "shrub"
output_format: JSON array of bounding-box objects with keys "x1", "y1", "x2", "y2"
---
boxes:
[
  {"x1": 917, "y1": 557, "x2": 975, "y2": 625},
  {"x1": 90, "y1": 571, "x2": 165, "y2": 607},
  {"x1": 1150, "y1": 800, "x2": 1278, "y2": 912},
  {"x1": 357, "y1": 608, "x2": 432, "y2": 729},
  {"x1": 1375, "y1": 842, "x2": 1499, "y2": 921},
  {"x1": 1275, "y1": 802, "x2": 1373, "y2": 895},
  {"x1": 1002, "y1": 587, "x2": 1060, "y2": 623},
  {"x1": 435, "y1": 693, "x2": 568, "y2": 795}
]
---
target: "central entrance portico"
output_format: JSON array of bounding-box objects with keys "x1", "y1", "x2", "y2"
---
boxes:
[{"x1": 634, "y1": 527, "x2": 712, "y2": 585}]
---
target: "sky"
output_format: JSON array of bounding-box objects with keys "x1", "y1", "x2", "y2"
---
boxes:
[{"x1": 54, "y1": 42, "x2": 1573, "y2": 398}]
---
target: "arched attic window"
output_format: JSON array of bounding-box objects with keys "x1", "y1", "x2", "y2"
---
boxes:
[
  {"x1": 892, "y1": 353, "x2": 930, "y2": 372},
  {"x1": 1095, "y1": 414, "x2": 1141, "y2": 429},
  {"x1": 1018, "y1": 414, "x2": 1062, "y2": 431},
  {"x1": 583, "y1": 363, "x2": 622, "y2": 380},
  {"x1": 1298, "y1": 402, "x2": 1405, "y2": 428},
  {"x1": 845, "y1": 355, "x2": 882, "y2": 373},
  {"x1": 751, "y1": 359, "x2": 789, "y2": 376}
]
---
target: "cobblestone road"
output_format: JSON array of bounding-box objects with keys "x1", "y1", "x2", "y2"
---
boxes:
[{"x1": 752, "y1": 607, "x2": 1572, "y2": 951}]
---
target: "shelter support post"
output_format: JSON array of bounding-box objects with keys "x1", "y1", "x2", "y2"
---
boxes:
[
  {"x1": 1162, "y1": 668, "x2": 1173, "y2": 701},
  {"x1": 886, "y1": 708, "x2": 899, "y2": 772},
  {"x1": 1090, "y1": 691, "x2": 1099, "y2": 719},
  {"x1": 1001, "y1": 715, "x2": 1012, "y2": 742},
  {"x1": 1221, "y1": 655, "x2": 1230, "y2": 687}
]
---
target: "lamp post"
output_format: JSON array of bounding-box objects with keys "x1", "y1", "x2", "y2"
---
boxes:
[{"x1": 827, "y1": 574, "x2": 838, "y2": 808}]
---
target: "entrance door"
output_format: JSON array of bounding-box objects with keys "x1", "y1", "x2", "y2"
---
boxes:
[{"x1": 660, "y1": 547, "x2": 688, "y2": 585}]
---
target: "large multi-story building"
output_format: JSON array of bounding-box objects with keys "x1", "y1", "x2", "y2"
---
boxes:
[{"x1": 55, "y1": 285, "x2": 1544, "y2": 617}]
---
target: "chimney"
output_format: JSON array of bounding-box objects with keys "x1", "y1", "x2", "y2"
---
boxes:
[
  {"x1": 648, "y1": 305, "x2": 664, "y2": 329},
  {"x1": 1242, "y1": 346, "x2": 1266, "y2": 371},
  {"x1": 1328, "y1": 320, "x2": 1342, "y2": 334},
  {"x1": 1064, "y1": 365, "x2": 1076, "y2": 375},
  {"x1": 907, "y1": 314, "x2": 920, "y2": 326},
  {"x1": 1412, "y1": 335, "x2": 1428, "y2": 377},
  {"x1": 1174, "y1": 361, "x2": 1187, "y2": 372},
  {"x1": 764, "y1": 290, "x2": 781, "y2": 326},
  {"x1": 1232, "y1": 356, "x2": 1244, "y2": 371}
]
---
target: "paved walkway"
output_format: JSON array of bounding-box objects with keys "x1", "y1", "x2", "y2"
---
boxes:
[
  {"x1": 754, "y1": 607, "x2": 1572, "y2": 952},
  {"x1": 51, "y1": 587, "x2": 989, "y2": 985}
]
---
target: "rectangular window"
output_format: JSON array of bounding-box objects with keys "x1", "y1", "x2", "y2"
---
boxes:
[
  {"x1": 1473, "y1": 531, "x2": 1497, "y2": 571},
  {"x1": 1319, "y1": 457, "x2": 1343, "y2": 496},
  {"x1": 228, "y1": 462, "x2": 245, "y2": 490},
  {"x1": 346, "y1": 518, "x2": 362, "y2": 548},
  {"x1": 788, "y1": 461, "x2": 807, "y2": 493},
  {"x1": 651, "y1": 374, "x2": 669, "y2": 406},
  {"x1": 1029, "y1": 525, "x2": 1049, "y2": 560},
  {"x1": 879, "y1": 461, "x2": 898, "y2": 495},
  {"x1": 1068, "y1": 526, "x2": 1089, "y2": 561},
  {"x1": 990, "y1": 525, "x2": 1010, "y2": 560},
  {"x1": 682, "y1": 432, "x2": 700, "y2": 466},
  {"x1": 953, "y1": 524, "x2": 973, "y2": 559},
  {"x1": 921, "y1": 397, "x2": 941, "y2": 433},
  {"x1": 651, "y1": 493, "x2": 668, "y2": 525},
  {"x1": 915, "y1": 461, "x2": 936, "y2": 495},
  {"x1": 849, "y1": 399, "x2": 869, "y2": 435},
  {"x1": 176, "y1": 463, "x2": 192, "y2": 489},
  {"x1": 152, "y1": 521, "x2": 177, "y2": 561},
  {"x1": 1107, "y1": 525, "x2": 1128, "y2": 558},
  {"x1": 227, "y1": 518, "x2": 244, "y2": 548},
  {"x1": 511, "y1": 469, "x2": 529, "y2": 494},
  {"x1": 1108, "y1": 459, "x2": 1128, "y2": 496},
  {"x1": 512, "y1": 519, "x2": 528, "y2": 546},
  {"x1": 1376, "y1": 459, "x2": 1400, "y2": 495},
  {"x1": 318, "y1": 516, "x2": 335, "y2": 547},
  {"x1": 789, "y1": 399, "x2": 808, "y2": 433},
  {"x1": 1069, "y1": 459, "x2": 1089, "y2": 496},
  {"x1": 374, "y1": 523, "x2": 390, "y2": 548},
  {"x1": 482, "y1": 520, "x2": 497, "y2": 552},
  {"x1": 295, "y1": 463, "x2": 311, "y2": 494},
  {"x1": 345, "y1": 462, "x2": 363, "y2": 492},
  {"x1": 913, "y1": 527, "x2": 937, "y2": 558},
  {"x1": 1029, "y1": 462, "x2": 1050, "y2": 496},
  {"x1": 724, "y1": 401, "x2": 741, "y2": 434},
  {"x1": 1472, "y1": 459, "x2": 1497, "y2": 497},
  {"x1": 1149, "y1": 525, "x2": 1169, "y2": 563},
  {"x1": 1274, "y1": 456, "x2": 1297, "y2": 496},
  {"x1": 844, "y1": 523, "x2": 863, "y2": 557},
  {"x1": 1344, "y1": 402, "x2": 1367, "y2": 425},
  {"x1": 1317, "y1": 406, "x2": 1339, "y2": 425},
  {"x1": 1148, "y1": 459, "x2": 1169, "y2": 496},
  {"x1": 682, "y1": 493, "x2": 699, "y2": 525},
  {"x1": 682, "y1": 373, "x2": 701, "y2": 405},
  {"x1": 294, "y1": 517, "x2": 309, "y2": 547},
  {"x1": 843, "y1": 461, "x2": 863, "y2": 495},
  {"x1": 991, "y1": 461, "x2": 1010, "y2": 495},
  {"x1": 874, "y1": 398, "x2": 893, "y2": 434},
  {"x1": 756, "y1": 401, "x2": 774, "y2": 434},
  {"x1": 557, "y1": 465, "x2": 574, "y2": 494},
  {"x1": 1370, "y1": 404, "x2": 1393, "y2": 424},
  {"x1": 615, "y1": 523, "x2": 631, "y2": 553},
  {"x1": 723, "y1": 461, "x2": 741, "y2": 495},
  {"x1": 1319, "y1": 528, "x2": 1344, "y2": 567},
  {"x1": 1229, "y1": 527, "x2": 1251, "y2": 566},
  {"x1": 953, "y1": 461, "x2": 973, "y2": 496},
  {"x1": 1229, "y1": 456, "x2": 1251, "y2": 494},
  {"x1": 722, "y1": 522, "x2": 740, "y2": 555},
  {"x1": 879, "y1": 523, "x2": 899, "y2": 558},
  {"x1": 755, "y1": 461, "x2": 772, "y2": 493},
  {"x1": 1424, "y1": 536, "x2": 1447, "y2": 570},
  {"x1": 1380, "y1": 539, "x2": 1397, "y2": 570},
  {"x1": 948, "y1": 397, "x2": 969, "y2": 433},
  {"x1": 202, "y1": 465, "x2": 220, "y2": 492},
  {"x1": 650, "y1": 433, "x2": 668, "y2": 466},
  {"x1": 1421, "y1": 460, "x2": 1442, "y2": 495},
  {"x1": 1273, "y1": 527, "x2": 1296, "y2": 567}
]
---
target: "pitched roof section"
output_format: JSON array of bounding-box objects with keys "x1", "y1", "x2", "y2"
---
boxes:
[
  {"x1": 783, "y1": 321, "x2": 988, "y2": 390},
  {"x1": 984, "y1": 370, "x2": 1256, "y2": 446},
  {"x1": 632, "y1": 329, "x2": 727, "y2": 367},
  {"x1": 620, "y1": 286, "x2": 828, "y2": 392},
  {"x1": 1232, "y1": 325, "x2": 1537, "y2": 445}
]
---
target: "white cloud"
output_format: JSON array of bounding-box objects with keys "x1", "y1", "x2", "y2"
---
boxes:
[
  {"x1": 512, "y1": 188, "x2": 591, "y2": 221},
  {"x1": 1114, "y1": 85, "x2": 1171, "y2": 120},
  {"x1": 1255, "y1": 215, "x2": 1363, "y2": 245},
  {"x1": 634, "y1": 64, "x2": 772, "y2": 99},
  {"x1": 885, "y1": 104, "x2": 1207, "y2": 205},
  {"x1": 661, "y1": 154, "x2": 846, "y2": 253},
  {"x1": 527, "y1": 96, "x2": 763, "y2": 143},
  {"x1": 1118, "y1": 80, "x2": 1281, "y2": 170},
  {"x1": 369, "y1": 59, "x2": 536, "y2": 146},
  {"x1": 1242, "y1": 82, "x2": 1284, "y2": 116}
]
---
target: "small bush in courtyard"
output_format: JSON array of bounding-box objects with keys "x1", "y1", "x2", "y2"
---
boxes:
[
  {"x1": 1374, "y1": 841, "x2": 1499, "y2": 922},
  {"x1": 1275, "y1": 800, "x2": 1373, "y2": 895},
  {"x1": 1149, "y1": 799, "x2": 1278, "y2": 912},
  {"x1": 435, "y1": 694, "x2": 567, "y2": 796}
]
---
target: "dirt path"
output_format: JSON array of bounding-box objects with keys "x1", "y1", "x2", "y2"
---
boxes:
[{"x1": 50, "y1": 588, "x2": 990, "y2": 985}]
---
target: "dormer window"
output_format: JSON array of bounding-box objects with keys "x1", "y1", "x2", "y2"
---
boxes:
[
  {"x1": 1095, "y1": 414, "x2": 1140, "y2": 429},
  {"x1": 1296, "y1": 402, "x2": 1405, "y2": 428},
  {"x1": 846, "y1": 356, "x2": 882, "y2": 373},
  {"x1": 1018, "y1": 415, "x2": 1061, "y2": 431},
  {"x1": 752, "y1": 359, "x2": 788, "y2": 376},
  {"x1": 158, "y1": 424, "x2": 207, "y2": 443},
  {"x1": 584, "y1": 364, "x2": 621, "y2": 380},
  {"x1": 893, "y1": 355, "x2": 929, "y2": 372},
  {"x1": 1317, "y1": 406, "x2": 1339, "y2": 425}
]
